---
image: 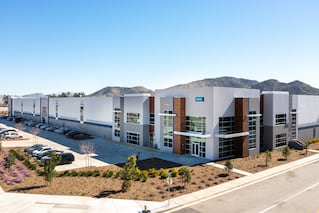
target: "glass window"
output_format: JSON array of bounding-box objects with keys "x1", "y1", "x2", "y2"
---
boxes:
[
  {"x1": 248, "y1": 111, "x2": 257, "y2": 149},
  {"x1": 127, "y1": 113, "x2": 140, "y2": 124},
  {"x1": 114, "y1": 129, "x2": 120, "y2": 137},
  {"x1": 150, "y1": 113, "x2": 155, "y2": 125},
  {"x1": 185, "y1": 116, "x2": 206, "y2": 133},
  {"x1": 275, "y1": 133, "x2": 287, "y2": 147},
  {"x1": 290, "y1": 109, "x2": 297, "y2": 139},
  {"x1": 163, "y1": 110, "x2": 173, "y2": 148},
  {"x1": 219, "y1": 116, "x2": 235, "y2": 158},
  {"x1": 127, "y1": 131, "x2": 140, "y2": 145},
  {"x1": 275, "y1": 114, "x2": 287, "y2": 125}
]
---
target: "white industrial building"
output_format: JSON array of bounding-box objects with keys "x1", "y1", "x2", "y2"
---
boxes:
[{"x1": 8, "y1": 86, "x2": 319, "y2": 161}]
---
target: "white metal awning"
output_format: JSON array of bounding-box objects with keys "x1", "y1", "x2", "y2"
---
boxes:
[
  {"x1": 174, "y1": 131, "x2": 212, "y2": 138},
  {"x1": 158, "y1": 113, "x2": 176, "y2": 117},
  {"x1": 247, "y1": 113, "x2": 262, "y2": 117},
  {"x1": 215, "y1": 132, "x2": 249, "y2": 139}
]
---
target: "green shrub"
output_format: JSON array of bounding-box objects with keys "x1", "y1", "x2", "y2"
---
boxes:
[
  {"x1": 169, "y1": 168, "x2": 178, "y2": 177},
  {"x1": 23, "y1": 159, "x2": 36, "y2": 170},
  {"x1": 102, "y1": 170, "x2": 114, "y2": 178},
  {"x1": 114, "y1": 171, "x2": 121, "y2": 178},
  {"x1": 79, "y1": 171, "x2": 87, "y2": 177},
  {"x1": 36, "y1": 169, "x2": 45, "y2": 176},
  {"x1": 140, "y1": 170, "x2": 148, "y2": 182},
  {"x1": 159, "y1": 168, "x2": 168, "y2": 179},
  {"x1": 148, "y1": 168, "x2": 159, "y2": 177},
  {"x1": 85, "y1": 171, "x2": 93, "y2": 177},
  {"x1": 134, "y1": 169, "x2": 142, "y2": 181},
  {"x1": 9, "y1": 149, "x2": 25, "y2": 161},
  {"x1": 92, "y1": 169, "x2": 100, "y2": 177},
  {"x1": 70, "y1": 171, "x2": 78, "y2": 176}
]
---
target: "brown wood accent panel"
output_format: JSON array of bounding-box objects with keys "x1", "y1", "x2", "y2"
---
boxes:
[
  {"x1": 149, "y1": 96, "x2": 154, "y2": 113},
  {"x1": 173, "y1": 97, "x2": 186, "y2": 154},
  {"x1": 235, "y1": 98, "x2": 249, "y2": 157},
  {"x1": 149, "y1": 124, "x2": 154, "y2": 133}
]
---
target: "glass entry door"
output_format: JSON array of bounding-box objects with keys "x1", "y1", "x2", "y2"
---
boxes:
[{"x1": 192, "y1": 142, "x2": 200, "y2": 157}]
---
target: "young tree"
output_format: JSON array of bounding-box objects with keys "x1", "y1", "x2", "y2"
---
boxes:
[
  {"x1": 80, "y1": 142, "x2": 95, "y2": 168},
  {"x1": 304, "y1": 141, "x2": 310, "y2": 156},
  {"x1": 178, "y1": 166, "x2": 192, "y2": 188},
  {"x1": 224, "y1": 160, "x2": 233, "y2": 175},
  {"x1": 282, "y1": 146, "x2": 291, "y2": 160},
  {"x1": 5, "y1": 152, "x2": 15, "y2": 170},
  {"x1": 120, "y1": 155, "x2": 137, "y2": 192},
  {"x1": 264, "y1": 150, "x2": 272, "y2": 167},
  {"x1": 43, "y1": 153, "x2": 61, "y2": 186}
]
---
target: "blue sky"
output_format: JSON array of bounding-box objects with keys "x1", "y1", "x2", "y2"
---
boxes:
[{"x1": 0, "y1": 0, "x2": 318, "y2": 96}]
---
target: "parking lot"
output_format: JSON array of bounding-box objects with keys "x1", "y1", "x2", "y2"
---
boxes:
[{"x1": 0, "y1": 118, "x2": 209, "y2": 171}]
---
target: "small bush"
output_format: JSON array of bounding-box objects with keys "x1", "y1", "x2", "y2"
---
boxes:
[
  {"x1": 70, "y1": 171, "x2": 78, "y2": 176},
  {"x1": 159, "y1": 168, "x2": 168, "y2": 179},
  {"x1": 140, "y1": 170, "x2": 148, "y2": 182},
  {"x1": 23, "y1": 159, "x2": 36, "y2": 170},
  {"x1": 114, "y1": 171, "x2": 121, "y2": 178},
  {"x1": 79, "y1": 171, "x2": 87, "y2": 177},
  {"x1": 92, "y1": 169, "x2": 100, "y2": 177},
  {"x1": 102, "y1": 170, "x2": 113, "y2": 178},
  {"x1": 169, "y1": 168, "x2": 178, "y2": 177},
  {"x1": 134, "y1": 169, "x2": 142, "y2": 181},
  {"x1": 85, "y1": 171, "x2": 93, "y2": 177},
  {"x1": 36, "y1": 169, "x2": 45, "y2": 176},
  {"x1": 148, "y1": 168, "x2": 159, "y2": 177}
]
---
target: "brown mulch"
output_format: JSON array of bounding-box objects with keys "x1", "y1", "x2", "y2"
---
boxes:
[{"x1": 0, "y1": 147, "x2": 317, "y2": 201}]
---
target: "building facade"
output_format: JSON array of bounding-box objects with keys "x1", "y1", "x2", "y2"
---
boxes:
[{"x1": 8, "y1": 86, "x2": 319, "y2": 161}]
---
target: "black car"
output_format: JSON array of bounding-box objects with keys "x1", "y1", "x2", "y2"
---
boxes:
[
  {"x1": 58, "y1": 153, "x2": 75, "y2": 165},
  {"x1": 40, "y1": 152, "x2": 75, "y2": 166}
]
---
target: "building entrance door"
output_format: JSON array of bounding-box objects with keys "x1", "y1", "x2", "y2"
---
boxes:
[{"x1": 192, "y1": 142, "x2": 200, "y2": 157}]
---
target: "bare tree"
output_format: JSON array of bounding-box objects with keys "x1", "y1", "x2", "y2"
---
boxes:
[
  {"x1": 31, "y1": 128, "x2": 40, "y2": 145},
  {"x1": 15, "y1": 122, "x2": 25, "y2": 134},
  {"x1": 79, "y1": 142, "x2": 95, "y2": 168}
]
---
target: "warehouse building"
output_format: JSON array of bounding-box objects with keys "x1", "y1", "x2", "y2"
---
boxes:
[{"x1": 8, "y1": 86, "x2": 319, "y2": 161}]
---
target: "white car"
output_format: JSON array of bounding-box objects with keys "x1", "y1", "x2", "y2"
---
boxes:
[
  {"x1": 0, "y1": 131, "x2": 23, "y2": 140},
  {"x1": 32, "y1": 147, "x2": 54, "y2": 157}
]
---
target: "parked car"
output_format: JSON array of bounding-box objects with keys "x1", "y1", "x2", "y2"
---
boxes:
[
  {"x1": 0, "y1": 131, "x2": 23, "y2": 140},
  {"x1": 24, "y1": 144, "x2": 45, "y2": 153},
  {"x1": 0, "y1": 128, "x2": 17, "y2": 135},
  {"x1": 40, "y1": 152, "x2": 75, "y2": 166},
  {"x1": 32, "y1": 146, "x2": 54, "y2": 157},
  {"x1": 54, "y1": 127, "x2": 71, "y2": 134},
  {"x1": 57, "y1": 153, "x2": 75, "y2": 165},
  {"x1": 36, "y1": 149, "x2": 63, "y2": 159}
]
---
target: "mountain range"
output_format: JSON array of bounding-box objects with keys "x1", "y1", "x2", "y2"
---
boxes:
[{"x1": 88, "y1": 77, "x2": 319, "y2": 97}]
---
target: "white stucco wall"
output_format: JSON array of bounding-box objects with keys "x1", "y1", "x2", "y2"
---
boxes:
[{"x1": 294, "y1": 95, "x2": 319, "y2": 125}]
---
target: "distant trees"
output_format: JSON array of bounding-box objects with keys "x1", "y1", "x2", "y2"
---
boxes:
[
  {"x1": 1, "y1": 95, "x2": 9, "y2": 106},
  {"x1": 48, "y1": 92, "x2": 86, "y2": 98}
]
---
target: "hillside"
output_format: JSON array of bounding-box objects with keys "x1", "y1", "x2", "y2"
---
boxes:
[
  {"x1": 169, "y1": 77, "x2": 319, "y2": 95},
  {"x1": 89, "y1": 86, "x2": 154, "y2": 97}
]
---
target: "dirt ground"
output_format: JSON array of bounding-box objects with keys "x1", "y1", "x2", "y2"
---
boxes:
[{"x1": 0, "y1": 146, "x2": 317, "y2": 201}]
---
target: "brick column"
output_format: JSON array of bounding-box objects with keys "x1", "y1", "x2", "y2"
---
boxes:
[
  {"x1": 173, "y1": 97, "x2": 186, "y2": 154},
  {"x1": 235, "y1": 98, "x2": 249, "y2": 157}
]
